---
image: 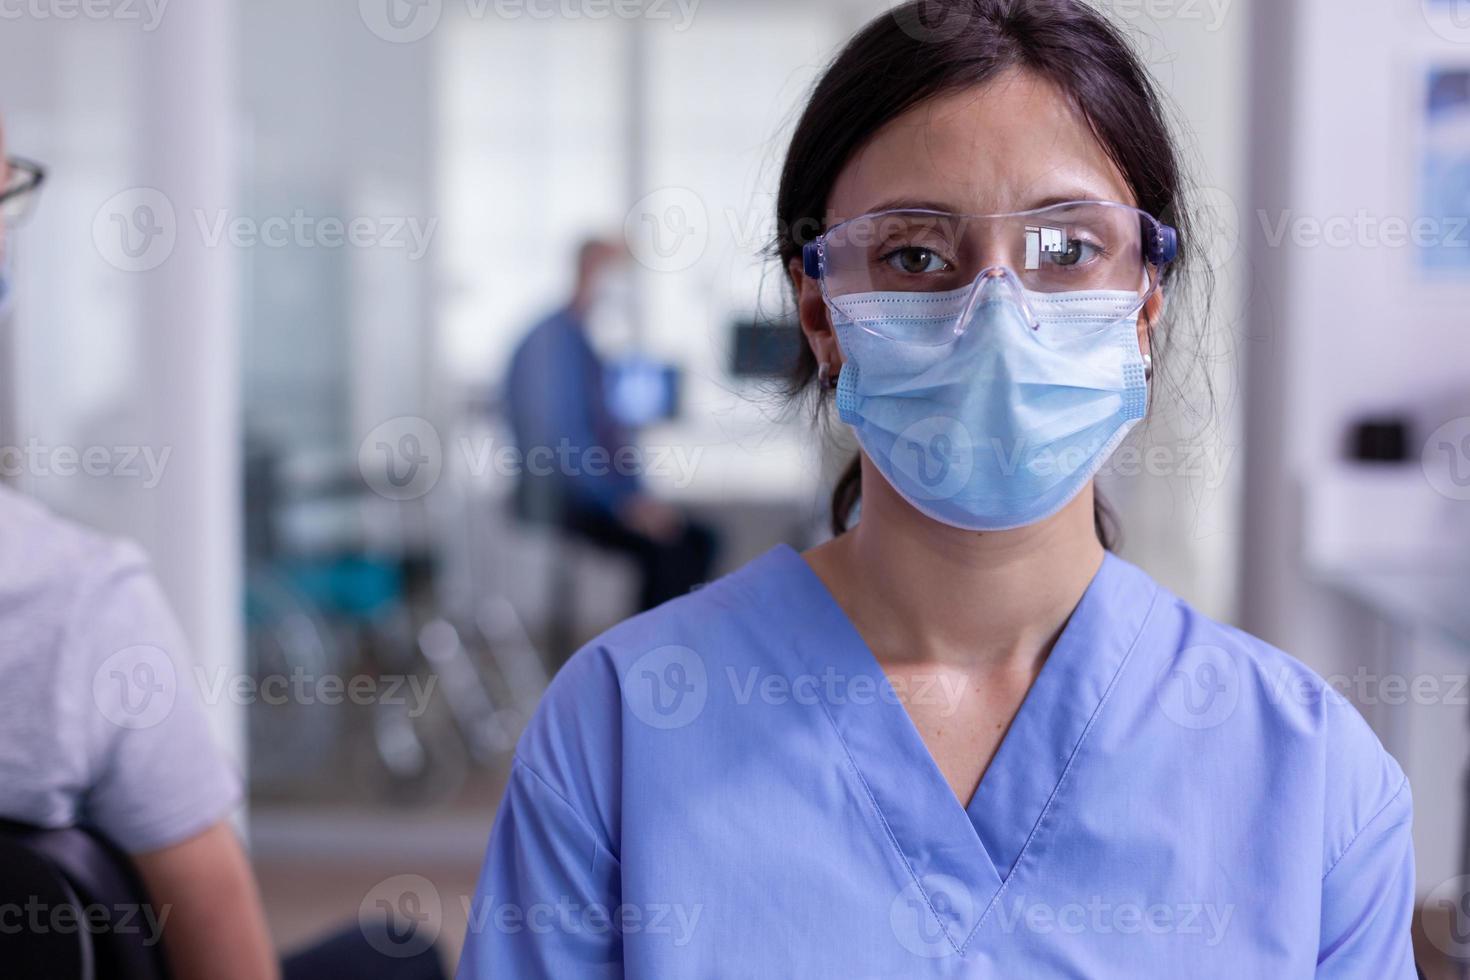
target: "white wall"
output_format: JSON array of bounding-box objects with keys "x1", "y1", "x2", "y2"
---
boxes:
[
  {"x1": 1243, "y1": 0, "x2": 1470, "y2": 893},
  {"x1": 1092, "y1": 0, "x2": 1249, "y2": 622},
  {"x1": 238, "y1": 0, "x2": 435, "y2": 466}
]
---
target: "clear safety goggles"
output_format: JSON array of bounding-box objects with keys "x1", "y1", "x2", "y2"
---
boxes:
[{"x1": 803, "y1": 201, "x2": 1178, "y2": 345}]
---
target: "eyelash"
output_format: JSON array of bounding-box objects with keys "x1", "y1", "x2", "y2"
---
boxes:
[{"x1": 877, "y1": 244, "x2": 955, "y2": 269}]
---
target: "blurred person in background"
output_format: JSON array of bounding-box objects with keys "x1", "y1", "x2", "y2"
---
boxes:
[
  {"x1": 0, "y1": 125, "x2": 279, "y2": 980},
  {"x1": 505, "y1": 238, "x2": 716, "y2": 612},
  {"x1": 459, "y1": 2, "x2": 1416, "y2": 977},
  {"x1": 0, "y1": 123, "x2": 447, "y2": 980}
]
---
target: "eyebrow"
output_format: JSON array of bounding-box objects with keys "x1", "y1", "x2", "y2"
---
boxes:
[{"x1": 855, "y1": 190, "x2": 1112, "y2": 216}]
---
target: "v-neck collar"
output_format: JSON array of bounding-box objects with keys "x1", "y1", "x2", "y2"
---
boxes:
[{"x1": 758, "y1": 543, "x2": 1161, "y2": 955}]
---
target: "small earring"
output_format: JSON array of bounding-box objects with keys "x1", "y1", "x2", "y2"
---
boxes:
[
  {"x1": 818, "y1": 362, "x2": 838, "y2": 389},
  {"x1": 1142, "y1": 352, "x2": 1153, "y2": 381}
]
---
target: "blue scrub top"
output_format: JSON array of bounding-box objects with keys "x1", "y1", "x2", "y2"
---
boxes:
[{"x1": 458, "y1": 546, "x2": 1415, "y2": 978}]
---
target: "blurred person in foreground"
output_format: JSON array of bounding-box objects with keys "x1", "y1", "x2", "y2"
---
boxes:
[
  {"x1": 505, "y1": 238, "x2": 716, "y2": 612},
  {"x1": 0, "y1": 123, "x2": 446, "y2": 980},
  {"x1": 0, "y1": 125, "x2": 279, "y2": 980}
]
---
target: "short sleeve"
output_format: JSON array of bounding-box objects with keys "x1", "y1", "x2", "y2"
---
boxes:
[
  {"x1": 75, "y1": 552, "x2": 241, "y2": 853},
  {"x1": 457, "y1": 758, "x2": 623, "y2": 980},
  {"x1": 1317, "y1": 777, "x2": 1416, "y2": 977}
]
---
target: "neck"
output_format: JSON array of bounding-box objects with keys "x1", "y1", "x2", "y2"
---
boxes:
[{"x1": 814, "y1": 458, "x2": 1105, "y2": 672}]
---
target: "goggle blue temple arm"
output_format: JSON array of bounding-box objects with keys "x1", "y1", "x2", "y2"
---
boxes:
[
  {"x1": 803, "y1": 240, "x2": 823, "y2": 280},
  {"x1": 1146, "y1": 223, "x2": 1179, "y2": 266},
  {"x1": 803, "y1": 224, "x2": 1179, "y2": 280}
]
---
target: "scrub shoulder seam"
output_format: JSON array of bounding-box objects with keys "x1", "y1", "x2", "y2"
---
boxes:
[
  {"x1": 510, "y1": 753, "x2": 619, "y2": 861},
  {"x1": 1320, "y1": 774, "x2": 1410, "y2": 883}
]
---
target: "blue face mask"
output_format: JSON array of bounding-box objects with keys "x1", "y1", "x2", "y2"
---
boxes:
[{"x1": 832, "y1": 271, "x2": 1149, "y2": 531}]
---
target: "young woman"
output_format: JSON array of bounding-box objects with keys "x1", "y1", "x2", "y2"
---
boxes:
[{"x1": 459, "y1": 2, "x2": 1416, "y2": 976}]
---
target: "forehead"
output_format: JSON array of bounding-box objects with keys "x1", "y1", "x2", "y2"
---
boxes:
[{"x1": 827, "y1": 69, "x2": 1134, "y2": 223}]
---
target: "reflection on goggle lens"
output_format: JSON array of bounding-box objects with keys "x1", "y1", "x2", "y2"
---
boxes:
[
  {"x1": 814, "y1": 202, "x2": 1169, "y2": 298},
  {"x1": 804, "y1": 202, "x2": 1178, "y2": 346}
]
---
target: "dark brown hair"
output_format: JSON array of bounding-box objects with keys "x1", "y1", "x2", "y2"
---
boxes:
[{"x1": 775, "y1": 0, "x2": 1200, "y2": 547}]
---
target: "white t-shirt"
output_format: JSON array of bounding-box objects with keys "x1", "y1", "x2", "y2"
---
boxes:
[{"x1": 0, "y1": 485, "x2": 240, "y2": 853}]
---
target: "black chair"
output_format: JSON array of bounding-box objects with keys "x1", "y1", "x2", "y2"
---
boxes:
[{"x1": 0, "y1": 819, "x2": 171, "y2": 980}]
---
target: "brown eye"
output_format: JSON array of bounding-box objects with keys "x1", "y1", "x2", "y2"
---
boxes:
[
  {"x1": 1048, "y1": 239, "x2": 1099, "y2": 267},
  {"x1": 885, "y1": 247, "x2": 947, "y2": 275}
]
